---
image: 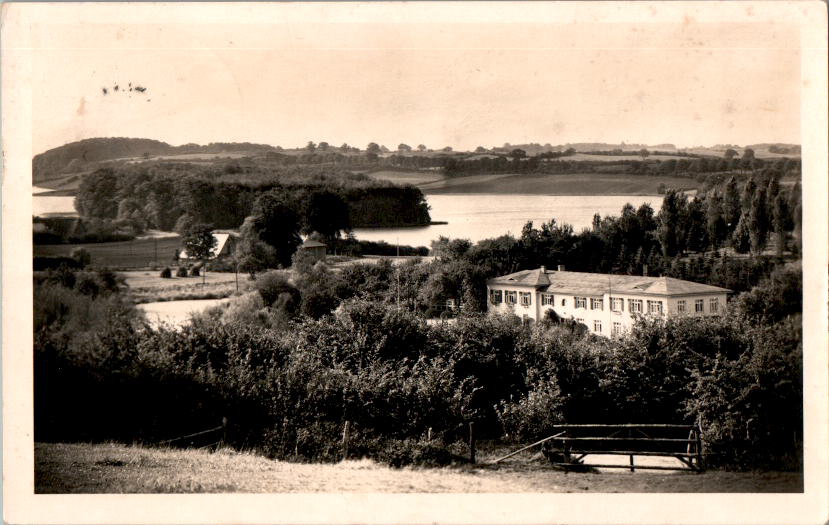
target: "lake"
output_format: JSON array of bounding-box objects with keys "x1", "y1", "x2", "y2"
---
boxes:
[
  {"x1": 351, "y1": 194, "x2": 663, "y2": 247},
  {"x1": 137, "y1": 298, "x2": 230, "y2": 328},
  {"x1": 33, "y1": 188, "x2": 663, "y2": 248},
  {"x1": 33, "y1": 186, "x2": 78, "y2": 217}
]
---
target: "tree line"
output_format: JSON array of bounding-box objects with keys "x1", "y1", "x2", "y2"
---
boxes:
[{"x1": 73, "y1": 163, "x2": 431, "y2": 235}]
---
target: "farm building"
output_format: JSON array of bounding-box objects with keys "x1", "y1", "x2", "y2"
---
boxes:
[
  {"x1": 299, "y1": 239, "x2": 327, "y2": 262},
  {"x1": 178, "y1": 232, "x2": 236, "y2": 260},
  {"x1": 486, "y1": 266, "x2": 730, "y2": 336}
]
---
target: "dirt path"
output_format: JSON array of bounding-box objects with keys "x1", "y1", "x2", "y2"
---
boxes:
[{"x1": 35, "y1": 443, "x2": 802, "y2": 494}]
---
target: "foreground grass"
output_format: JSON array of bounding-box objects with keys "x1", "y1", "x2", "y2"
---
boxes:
[{"x1": 35, "y1": 443, "x2": 802, "y2": 494}]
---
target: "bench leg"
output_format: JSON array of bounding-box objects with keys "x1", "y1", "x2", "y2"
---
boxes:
[{"x1": 629, "y1": 454, "x2": 635, "y2": 472}]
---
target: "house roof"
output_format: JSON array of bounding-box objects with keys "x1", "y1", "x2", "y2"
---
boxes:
[
  {"x1": 180, "y1": 232, "x2": 231, "y2": 259},
  {"x1": 301, "y1": 239, "x2": 327, "y2": 248},
  {"x1": 487, "y1": 267, "x2": 731, "y2": 296}
]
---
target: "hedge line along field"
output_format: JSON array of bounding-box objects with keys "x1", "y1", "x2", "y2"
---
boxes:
[{"x1": 36, "y1": 442, "x2": 803, "y2": 493}]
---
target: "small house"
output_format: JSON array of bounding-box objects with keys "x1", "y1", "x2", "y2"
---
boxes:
[
  {"x1": 179, "y1": 232, "x2": 236, "y2": 260},
  {"x1": 299, "y1": 239, "x2": 327, "y2": 262}
]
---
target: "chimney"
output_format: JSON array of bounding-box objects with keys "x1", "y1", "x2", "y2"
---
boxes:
[
  {"x1": 557, "y1": 265, "x2": 565, "y2": 272},
  {"x1": 540, "y1": 265, "x2": 546, "y2": 273},
  {"x1": 643, "y1": 264, "x2": 648, "y2": 276}
]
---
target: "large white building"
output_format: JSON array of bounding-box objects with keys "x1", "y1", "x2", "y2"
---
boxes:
[{"x1": 486, "y1": 266, "x2": 731, "y2": 336}]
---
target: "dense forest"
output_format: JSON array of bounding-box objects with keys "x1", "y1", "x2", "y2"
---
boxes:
[{"x1": 72, "y1": 163, "x2": 431, "y2": 232}]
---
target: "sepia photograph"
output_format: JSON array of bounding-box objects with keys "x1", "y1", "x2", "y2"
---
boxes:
[{"x1": 3, "y1": 1, "x2": 828, "y2": 524}]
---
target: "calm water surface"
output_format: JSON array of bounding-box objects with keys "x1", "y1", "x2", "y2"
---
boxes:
[
  {"x1": 33, "y1": 187, "x2": 78, "y2": 217},
  {"x1": 33, "y1": 189, "x2": 663, "y2": 248},
  {"x1": 352, "y1": 194, "x2": 663, "y2": 247},
  {"x1": 137, "y1": 298, "x2": 229, "y2": 328}
]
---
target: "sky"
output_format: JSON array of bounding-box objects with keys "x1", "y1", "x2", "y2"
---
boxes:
[{"x1": 24, "y1": 4, "x2": 802, "y2": 154}]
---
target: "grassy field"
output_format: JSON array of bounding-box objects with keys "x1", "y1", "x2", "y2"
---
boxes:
[
  {"x1": 122, "y1": 270, "x2": 249, "y2": 303},
  {"x1": 34, "y1": 235, "x2": 182, "y2": 268},
  {"x1": 365, "y1": 169, "x2": 446, "y2": 186},
  {"x1": 420, "y1": 173, "x2": 697, "y2": 195},
  {"x1": 35, "y1": 442, "x2": 802, "y2": 494}
]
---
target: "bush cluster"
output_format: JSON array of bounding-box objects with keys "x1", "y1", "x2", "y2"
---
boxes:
[{"x1": 35, "y1": 262, "x2": 801, "y2": 471}]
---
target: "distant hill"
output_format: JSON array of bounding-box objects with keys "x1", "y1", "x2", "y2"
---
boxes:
[
  {"x1": 32, "y1": 138, "x2": 278, "y2": 184},
  {"x1": 33, "y1": 138, "x2": 172, "y2": 183}
]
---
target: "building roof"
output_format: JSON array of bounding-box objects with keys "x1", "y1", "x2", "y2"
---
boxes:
[
  {"x1": 487, "y1": 267, "x2": 731, "y2": 296},
  {"x1": 301, "y1": 239, "x2": 327, "y2": 248},
  {"x1": 180, "y1": 232, "x2": 231, "y2": 259}
]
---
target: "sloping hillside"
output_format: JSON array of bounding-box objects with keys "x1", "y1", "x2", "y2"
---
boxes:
[
  {"x1": 33, "y1": 138, "x2": 173, "y2": 183},
  {"x1": 32, "y1": 138, "x2": 281, "y2": 184}
]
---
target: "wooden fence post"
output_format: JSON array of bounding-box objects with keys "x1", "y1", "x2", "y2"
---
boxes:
[
  {"x1": 342, "y1": 421, "x2": 350, "y2": 461},
  {"x1": 221, "y1": 416, "x2": 228, "y2": 447},
  {"x1": 468, "y1": 422, "x2": 476, "y2": 464},
  {"x1": 427, "y1": 427, "x2": 432, "y2": 442}
]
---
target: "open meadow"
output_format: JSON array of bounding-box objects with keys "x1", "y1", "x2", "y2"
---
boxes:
[
  {"x1": 35, "y1": 442, "x2": 803, "y2": 494},
  {"x1": 34, "y1": 235, "x2": 182, "y2": 268},
  {"x1": 418, "y1": 173, "x2": 698, "y2": 195}
]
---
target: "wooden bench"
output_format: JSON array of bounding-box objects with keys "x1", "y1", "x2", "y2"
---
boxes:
[{"x1": 541, "y1": 424, "x2": 704, "y2": 473}]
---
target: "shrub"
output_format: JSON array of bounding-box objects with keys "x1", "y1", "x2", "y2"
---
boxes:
[
  {"x1": 375, "y1": 439, "x2": 456, "y2": 468},
  {"x1": 176, "y1": 266, "x2": 188, "y2": 277},
  {"x1": 255, "y1": 271, "x2": 300, "y2": 310},
  {"x1": 160, "y1": 267, "x2": 172, "y2": 278},
  {"x1": 189, "y1": 265, "x2": 200, "y2": 277},
  {"x1": 497, "y1": 379, "x2": 565, "y2": 441},
  {"x1": 70, "y1": 247, "x2": 92, "y2": 268}
]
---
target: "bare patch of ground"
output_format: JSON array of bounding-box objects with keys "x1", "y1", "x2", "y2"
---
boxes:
[{"x1": 35, "y1": 443, "x2": 802, "y2": 494}]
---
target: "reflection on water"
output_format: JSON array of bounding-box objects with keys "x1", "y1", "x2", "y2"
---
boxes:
[{"x1": 352, "y1": 194, "x2": 663, "y2": 247}]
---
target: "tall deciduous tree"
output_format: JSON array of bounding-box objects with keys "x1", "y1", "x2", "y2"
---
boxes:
[
  {"x1": 248, "y1": 192, "x2": 302, "y2": 268},
  {"x1": 302, "y1": 190, "x2": 351, "y2": 242},
  {"x1": 771, "y1": 193, "x2": 789, "y2": 257},
  {"x1": 748, "y1": 186, "x2": 770, "y2": 255},
  {"x1": 657, "y1": 189, "x2": 685, "y2": 257},
  {"x1": 722, "y1": 176, "x2": 741, "y2": 234},
  {"x1": 705, "y1": 190, "x2": 727, "y2": 250},
  {"x1": 182, "y1": 224, "x2": 217, "y2": 284},
  {"x1": 685, "y1": 196, "x2": 709, "y2": 253}
]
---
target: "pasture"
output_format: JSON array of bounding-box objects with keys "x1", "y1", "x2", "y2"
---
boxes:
[
  {"x1": 34, "y1": 235, "x2": 182, "y2": 268},
  {"x1": 365, "y1": 169, "x2": 446, "y2": 186},
  {"x1": 419, "y1": 173, "x2": 698, "y2": 195},
  {"x1": 35, "y1": 442, "x2": 803, "y2": 493}
]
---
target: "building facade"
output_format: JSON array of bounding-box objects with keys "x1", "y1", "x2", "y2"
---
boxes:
[{"x1": 486, "y1": 266, "x2": 730, "y2": 336}]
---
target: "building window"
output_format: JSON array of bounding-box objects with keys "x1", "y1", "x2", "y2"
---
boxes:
[
  {"x1": 647, "y1": 300, "x2": 663, "y2": 314},
  {"x1": 541, "y1": 293, "x2": 555, "y2": 306},
  {"x1": 594, "y1": 320, "x2": 602, "y2": 333},
  {"x1": 709, "y1": 298, "x2": 719, "y2": 313},
  {"x1": 612, "y1": 322, "x2": 622, "y2": 336},
  {"x1": 519, "y1": 292, "x2": 532, "y2": 307},
  {"x1": 575, "y1": 297, "x2": 587, "y2": 309},
  {"x1": 561, "y1": 298, "x2": 566, "y2": 307},
  {"x1": 489, "y1": 290, "x2": 503, "y2": 305},
  {"x1": 506, "y1": 291, "x2": 517, "y2": 305},
  {"x1": 629, "y1": 299, "x2": 643, "y2": 313},
  {"x1": 576, "y1": 318, "x2": 585, "y2": 325},
  {"x1": 695, "y1": 299, "x2": 704, "y2": 313},
  {"x1": 610, "y1": 297, "x2": 624, "y2": 312},
  {"x1": 590, "y1": 298, "x2": 604, "y2": 310},
  {"x1": 677, "y1": 300, "x2": 686, "y2": 313}
]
